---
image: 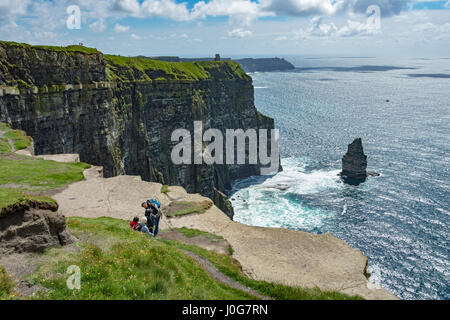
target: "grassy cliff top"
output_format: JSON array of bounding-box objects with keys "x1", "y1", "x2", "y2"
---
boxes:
[
  {"x1": 0, "y1": 40, "x2": 101, "y2": 55},
  {"x1": 0, "y1": 122, "x2": 90, "y2": 210},
  {"x1": 17, "y1": 216, "x2": 362, "y2": 300},
  {"x1": 105, "y1": 54, "x2": 249, "y2": 81},
  {"x1": 0, "y1": 40, "x2": 249, "y2": 83}
]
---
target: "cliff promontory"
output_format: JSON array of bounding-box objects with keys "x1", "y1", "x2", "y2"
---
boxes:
[
  {"x1": 234, "y1": 58, "x2": 295, "y2": 73},
  {"x1": 0, "y1": 41, "x2": 276, "y2": 217}
]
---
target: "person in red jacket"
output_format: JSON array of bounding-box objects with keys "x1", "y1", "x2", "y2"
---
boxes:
[{"x1": 129, "y1": 216, "x2": 153, "y2": 237}]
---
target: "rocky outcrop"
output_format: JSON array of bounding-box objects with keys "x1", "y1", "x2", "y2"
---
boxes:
[
  {"x1": 0, "y1": 200, "x2": 75, "y2": 255},
  {"x1": 340, "y1": 138, "x2": 379, "y2": 184},
  {"x1": 341, "y1": 138, "x2": 367, "y2": 180},
  {"x1": 0, "y1": 41, "x2": 277, "y2": 217},
  {"x1": 213, "y1": 188, "x2": 234, "y2": 219}
]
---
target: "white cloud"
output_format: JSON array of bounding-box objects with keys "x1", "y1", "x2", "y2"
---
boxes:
[
  {"x1": 112, "y1": 0, "x2": 272, "y2": 26},
  {"x1": 293, "y1": 17, "x2": 337, "y2": 39},
  {"x1": 170, "y1": 33, "x2": 189, "y2": 38},
  {"x1": 309, "y1": 16, "x2": 337, "y2": 36},
  {"x1": 261, "y1": 0, "x2": 341, "y2": 17},
  {"x1": 292, "y1": 15, "x2": 381, "y2": 40},
  {"x1": 33, "y1": 31, "x2": 58, "y2": 40},
  {"x1": 349, "y1": 0, "x2": 410, "y2": 17},
  {"x1": 131, "y1": 33, "x2": 141, "y2": 39},
  {"x1": 111, "y1": 0, "x2": 191, "y2": 20},
  {"x1": 114, "y1": 23, "x2": 130, "y2": 33},
  {"x1": 0, "y1": 0, "x2": 30, "y2": 20},
  {"x1": 411, "y1": 21, "x2": 450, "y2": 41},
  {"x1": 228, "y1": 28, "x2": 253, "y2": 38},
  {"x1": 89, "y1": 19, "x2": 107, "y2": 32},
  {"x1": 337, "y1": 19, "x2": 380, "y2": 37},
  {"x1": 260, "y1": 0, "x2": 419, "y2": 18},
  {"x1": 111, "y1": 0, "x2": 142, "y2": 15},
  {"x1": 192, "y1": 0, "x2": 272, "y2": 26}
]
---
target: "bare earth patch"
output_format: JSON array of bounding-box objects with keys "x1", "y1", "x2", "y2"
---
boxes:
[
  {"x1": 159, "y1": 229, "x2": 231, "y2": 256},
  {"x1": 164, "y1": 200, "x2": 213, "y2": 217}
]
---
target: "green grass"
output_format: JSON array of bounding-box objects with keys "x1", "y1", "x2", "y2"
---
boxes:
[
  {"x1": 178, "y1": 227, "x2": 224, "y2": 241},
  {"x1": 0, "y1": 41, "x2": 100, "y2": 55},
  {"x1": 161, "y1": 185, "x2": 170, "y2": 194},
  {"x1": 0, "y1": 40, "x2": 249, "y2": 83},
  {"x1": 0, "y1": 138, "x2": 11, "y2": 153},
  {"x1": 0, "y1": 188, "x2": 56, "y2": 212},
  {"x1": 29, "y1": 217, "x2": 256, "y2": 300},
  {"x1": 0, "y1": 122, "x2": 32, "y2": 151},
  {"x1": 0, "y1": 155, "x2": 90, "y2": 192},
  {"x1": 105, "y1": 55, "x2": 249, "y2": 82},
  {"x1": 165, "y1": 200, "x2": 213, "y2": 217},
  {"x1": 0, "y1": 266, "x2": 15, "y2": 300},
  {"x1": 160, "y1": 239, "x2": 364, "y2": 300},
  {"x1": 27, "y1": 217, "x2": 362, "y2": 300},
  {"x1": 0, "y1": 123, "x2": 90, "y2": 210},
  {"x1": 3, "y1": 129, "x2": 32, "y2": 151}
]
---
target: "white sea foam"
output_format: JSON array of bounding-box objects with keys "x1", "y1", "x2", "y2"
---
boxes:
[{"x1": 231, "y1": 158, "x2": 342, "y2": 231}]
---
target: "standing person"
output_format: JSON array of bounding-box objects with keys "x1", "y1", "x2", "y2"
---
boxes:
[{"x1": 142, "y1": 199, "x2": 162, "y2": 237}]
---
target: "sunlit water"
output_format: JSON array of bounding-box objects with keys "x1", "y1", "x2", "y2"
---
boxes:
[{"x1": 230, "y1": 57, "x2": 450, "y2": 300}]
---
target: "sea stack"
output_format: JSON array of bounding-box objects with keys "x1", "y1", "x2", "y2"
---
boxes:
[{"x1": 340, "y1": 138, "x2": 368, "y2": 184}]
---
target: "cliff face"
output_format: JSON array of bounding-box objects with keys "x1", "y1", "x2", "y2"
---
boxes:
[{"x1": 0, "y1": 42, "x2": 275, "y2": 217}]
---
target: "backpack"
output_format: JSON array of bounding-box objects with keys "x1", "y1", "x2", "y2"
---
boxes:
[{"x1": 148, "y1": 198, "x2": 160, "y2": 208}]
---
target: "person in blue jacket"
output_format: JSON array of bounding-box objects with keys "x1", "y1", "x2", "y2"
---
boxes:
[{"x1": 141, "y1": 199, "x2": 162, "y2": 236}]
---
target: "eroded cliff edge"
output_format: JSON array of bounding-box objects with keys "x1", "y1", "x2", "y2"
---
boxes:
[{"x1": 0, "y1": 41, "x2": 276, "y2": 217}]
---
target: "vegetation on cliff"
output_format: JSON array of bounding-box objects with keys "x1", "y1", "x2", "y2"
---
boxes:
[
  {"x1": 0, "y1": 123, "x2": 31, "y2": 151},
  {"x1": 0, "y1": 41, "x2": 101, "y2": 55},
  {"x1": 0, "y1": 40, "x2": 265, "y2": 217},
  {"x1": 0, "y1": 123, "x2": 90, "y2": 209},
  {"x1": 0, "y1": 124, "x2": 362, "y2": 301},
  {"x1": 23, "y1": 217, "x2": 362, "y2": 300},
  {"x1": 165, "y1": 200, "x2": 213, "y2": 217},
  {"x1": 105, "y1": 54, "x2": 249, "y2": 82},
  {"x1": 29, "y1": 217, "x2": 256, "y2": 300},
  {"x1": 0, "y1": 266, "x2": 15, "y2": 299}
]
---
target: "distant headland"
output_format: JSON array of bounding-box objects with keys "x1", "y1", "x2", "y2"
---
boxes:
[{"x1": 139, "y1": 54, "x2": 296, "y2": 73}]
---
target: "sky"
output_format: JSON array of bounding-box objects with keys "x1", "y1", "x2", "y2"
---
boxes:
[{"x1": 0, "y1": 0, "x2": 449, "y2": 57}]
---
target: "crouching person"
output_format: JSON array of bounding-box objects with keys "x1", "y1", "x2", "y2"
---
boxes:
[{"x1": 129, "y1": 216, "x2": 154, "y2": 237}]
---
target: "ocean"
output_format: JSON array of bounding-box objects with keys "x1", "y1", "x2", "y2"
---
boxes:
[{"x1": 229, "y1": 56, "x2": 450, "y2": 300}]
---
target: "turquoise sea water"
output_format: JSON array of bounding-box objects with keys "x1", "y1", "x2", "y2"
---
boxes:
[{"x1": 230, "y1": 56, "x2": 450, "y2": 300}]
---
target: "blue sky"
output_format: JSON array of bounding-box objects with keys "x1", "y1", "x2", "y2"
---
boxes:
[{"x1": 0, "y1": 0, "x2": 449, "y2": 57}]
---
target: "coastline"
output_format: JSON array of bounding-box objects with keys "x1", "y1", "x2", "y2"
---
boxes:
[{"x1": 53, "y1": 165, "x2": 398, "y2": 300}]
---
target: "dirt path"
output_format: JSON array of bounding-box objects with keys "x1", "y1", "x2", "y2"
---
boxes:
[
  {"x1": 159, "y1": 230, "x2": 231, "y2": 255},
  {"x1": 181, "y1": 250, "x2": 271, "y2": 300}
]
